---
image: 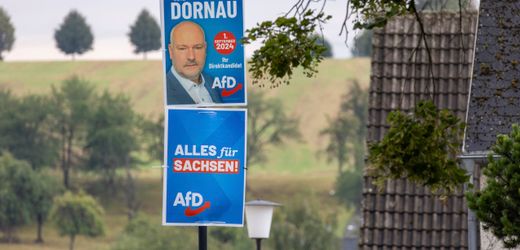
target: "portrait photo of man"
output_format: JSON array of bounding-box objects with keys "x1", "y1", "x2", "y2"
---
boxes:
[{"x1": 166, "y1": 21, "x2": 222, "y2": 105}]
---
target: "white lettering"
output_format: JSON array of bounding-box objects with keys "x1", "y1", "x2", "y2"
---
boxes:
[
  {"x1": 193, "y1": 2, "x2": 203, "y2": 19},
  {"x1": 227, "y1": 1, "x2": 237, "y2": 18},
  {"x1": 204, "y1": 2, "x2": 215, "y2": 18},
  {"x1": 171, "y1": 1, "x2": 238, "y2": 20},
  {"x1": 175, "y1": 145, "x2": 184, "y2": 155},
  {"x1": 216, "y1": 2, "x2": 226, "y2": 18},
  {"x1": 173, "y1": 192, "x2": 204, "y2": 207},
  {"x1": 173, "y1": 192, "x2": 186, "y2": 206},
  {"x1": 174, "y1": 159, "x2": 183, "y2": 171},
  {"x1": 192, "y1": 193, "x2": 203, "y2": 207},
  {"x1": 171, "y1": 3, "x2": 181, "y2": 19},
  {"x1": 181, "y1": 3, "x2": 192, "y2": 19}
]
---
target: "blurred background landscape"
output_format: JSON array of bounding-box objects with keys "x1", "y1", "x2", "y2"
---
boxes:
[
  {"x1": 0, "y1": 58, "x2": 371, "y2": 249},
  {"x1": 0, "y1": 1, "x2": 372, "y2": 249}
]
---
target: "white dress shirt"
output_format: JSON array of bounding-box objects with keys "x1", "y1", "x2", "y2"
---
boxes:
[{"x1": 171, "y1": 67, "x2": 214, "y2": 104}]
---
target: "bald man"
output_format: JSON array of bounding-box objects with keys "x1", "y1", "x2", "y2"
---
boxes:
[{"x1": 166, "y1": 21, "x2": 222, "y2": 105}]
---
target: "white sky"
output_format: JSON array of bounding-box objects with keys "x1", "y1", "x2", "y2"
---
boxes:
[{"x1": 0, "y1": 0, "x2": 356, "y2": 61}]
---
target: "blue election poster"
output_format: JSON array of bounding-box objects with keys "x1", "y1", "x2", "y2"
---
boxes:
[
  {"x1": 162, "y1": 108, "x2": 247, "y2": 226},
  {"x1": 161, "y1": 0, "x2": 247, "y2": 106}
]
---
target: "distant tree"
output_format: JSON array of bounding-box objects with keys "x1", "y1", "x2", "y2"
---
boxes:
[
  {"x1": 416, "y1": 0, "x2": 476, "y2": 11},
  {"x1": 0, "y1": 7, "x2": 15, "y2": 60},
  {"x1": 351, "y1": 30, "x2": 372, "y2": 57},
  {"x1": 50, "y1": 76, "x2": 96, "y2": 189},
  {"x1": 111, "y1": 215, "x2": 197, "y2": 250},
  {"x1": 270, "y1": 195, "x2": 338, "y2": 250},
  {"x1": 140, "y1": 114, "x2": 164, "y2": 164},
  {"x1": 0, "y1": 90, "x2": 17, "y2": 152},
  {"x1": 312, "y1": 34, "x2": 333, "y2": 58},
  {"x1": 84, "y1": 91, "x2": 140, "y2": 219},
  {"x1": 467, "y1": 124, "x2": 520, "y2": 248},
  {"x1": 320, "y1": 80, "x2": 368, "y2": 173},
  {"x1": 335, "y1": 169, "x2": 363, "y2": 210},
  {"x1": 321, "y1": 81, "x2": 367, "y2": 210},
  {"x1": 247, "y1": 91, "x2": 301, "y2": 167},
  {"x1": 128, "y1": 9, "x2": 161, "y2": 60},
  {"x1": 54, "y1": 10, "x2": 94, "y2": 60},
  {"x1": 0, "y1": 153, "x2": 36, "y2": 243},
  {"x1": 0, "y1": 93, "x2": 58, "y2": 170},
  {"x1": 84, "y1": 91, "x2": 137, "y2": 187},
  {"x1": 31, "y1": 175, "x2": 62, "y2": 243},
  {"x1": 340, "y1": 81, "x2": 368, "y2": 168},
  {"x1": 50, "y1": 191, "x2": 105, "y2": 250},
  {"x1": 320, "y1": 113, "x2": 357, "y2": 173},
  {"x1": 320, "y1": 36, "x2": 333, "y2": 58}
]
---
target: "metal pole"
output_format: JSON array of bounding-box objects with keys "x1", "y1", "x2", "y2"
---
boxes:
[
  {"x1": 463, "y1": 158, "x2": 479, "y2": 250},
  {"x1": 255, "y1": 238, "x2": 262, "y2": 250},
  {"x1": 199, "y1": 226, "x2": 207, "y2": 250}
]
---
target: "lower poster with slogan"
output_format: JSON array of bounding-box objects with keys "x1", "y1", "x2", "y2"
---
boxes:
[{"x1": 162, "y1": 108, "x2": 247, "y2": 226}]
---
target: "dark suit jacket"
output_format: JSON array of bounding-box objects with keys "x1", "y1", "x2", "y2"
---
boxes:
[{"x1": 166, "y1": 70, "x2": 222, "y2": 105}]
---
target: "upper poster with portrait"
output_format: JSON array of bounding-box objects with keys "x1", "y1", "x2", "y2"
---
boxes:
[{"x1": 161, "y1": 0, "x2": 246, "y2": 106}]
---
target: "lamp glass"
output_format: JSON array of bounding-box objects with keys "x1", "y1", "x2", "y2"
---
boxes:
[{"x1": 245, "y1": 205, "x2": 274, "y2": 239}]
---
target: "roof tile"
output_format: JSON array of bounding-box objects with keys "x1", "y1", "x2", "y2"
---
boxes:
[{"x1": 361, "y1": 11, "x2": 477, "y2": 249}]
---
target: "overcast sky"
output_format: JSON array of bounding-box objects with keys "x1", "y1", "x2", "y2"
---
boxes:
[{"x1": 0, "y1": 0, "x2": 356, "y2": 61}]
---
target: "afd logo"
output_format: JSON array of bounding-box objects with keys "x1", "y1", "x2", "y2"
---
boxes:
[
  {"x1": 173, "y1": 192, "x2": 211, "y2": 217},
  {"x1": 212, "y1": 76, "x2": 243, "y2": 97}
]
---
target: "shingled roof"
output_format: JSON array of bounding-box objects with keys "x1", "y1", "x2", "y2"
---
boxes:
[
  {"x1": 463, "y1": 0, "x2": 520, "y2": 153},
  {"x1": 361, "y1": 12, "x2": 478, "y2": 249}
]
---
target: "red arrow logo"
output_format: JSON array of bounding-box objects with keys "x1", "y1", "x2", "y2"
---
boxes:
[
  {"x1": 221, "y1": 83, "x2": 243, "y2": 97},
  {"x1": 184, "y1": 201, "x2": 211, "y2": 217}
]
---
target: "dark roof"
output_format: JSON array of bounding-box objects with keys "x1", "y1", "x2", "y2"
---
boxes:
[
  {"x1": 361, "y1": 12, "x2": 477, "y2": 249},
  {"x1": 464, "y1": 0, "x2": 520, "y2": 153}
]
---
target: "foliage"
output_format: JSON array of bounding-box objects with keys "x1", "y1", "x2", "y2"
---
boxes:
[
  {"x1": 111, "y1": 215, "x2": 196, "y2": 250},
  {"x1": 140, "y1": 114, "x2": 164, "y2": 163},
  {"x1": 0, "y1": 91, "x2": 58, "y2": 170},
  {"x1": 321, "y1": 81, "x2": 367, "y2": 210},
  {"x1": 247, "y1": 91, "x2": 301, "y2": 167},
  {"x1": 0, "y1": 153, "x2": 36, "y2": 242},
  {"x1": 209, "y1": 227, "x2": 252, "y2": 249},
  {"x1": 349, "y1": 0, "x2": 415, "y2": 30},
  {"x1": 246, "y1": 0, "x2": 476, "y2": 86},
  {"x1": 342, "y1": 81, "x2": 368, "y2": 170},
  {"x1": 313, "y1": 34, "x2": 333, "y2": 58},
  {"x1": 83, "y1": 91, "x2": 140, "y2": 219},
  {"x1": 0, "y1": 7, "x2": 15, "y2": 60},
  {"x1": 321, "y1": 81, "x2": 367, "y2": 172},
  {"x1": 349, "y1": 0, "x2": 472, "y2": 30},
  {"x1": 50, "y1": 191, "x2": 105, "y2": 250},
  {"x1": 368, "y1": 100, "x2": 468, "y2": 195},
  {"x1": 54, "y1": 10, "x2": 94, "y2": 59},
  {"x1": 31, "y1": 174, "x2": 62, "y2": 243},
  {"x1": 351, "y1": 30, "x2": 373, "y2": 57},
  {"x1": 416, "y1": 0, "x2": 474, "y2": 11},
  {"x1": 128, "y1": 9, "x2": 161, "y2": 59},
  {"x1": 243, "y1": 10, "x2": 331, "y2": 87},
  {"x1": 84, "y1": 91, "x2": 138, "y2": 186},
  {"x1": 270, "y1": 195, "x2": 339, "y2": 250},
  {"x1": 321, "y1": 114, "x2": 357, "y2": 173},
  {"x1": 50, "y1": 76, "x2": 96, "y2": 189},
  {"x1": 335, "y1": 169, "x2": 363, "y2": 210},
  {"x1": 466, "y1": 124, "x2": 520, "y2": 248}
]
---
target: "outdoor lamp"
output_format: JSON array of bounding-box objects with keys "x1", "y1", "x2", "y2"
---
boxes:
[{"x1": 245, "y1": 200, "x2": 281, "y2": 250}]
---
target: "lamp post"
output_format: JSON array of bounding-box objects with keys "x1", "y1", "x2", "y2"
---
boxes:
[{"x1": 245, "y1": 200, "x2": 281, "y2": 250}]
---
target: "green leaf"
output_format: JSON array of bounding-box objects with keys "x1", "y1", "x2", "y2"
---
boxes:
[{"x1": 368, "y1": 100, "x2": 467, "y2": 195}]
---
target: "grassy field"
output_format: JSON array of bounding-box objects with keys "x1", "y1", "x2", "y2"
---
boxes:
[
  {"x1": 0, "y1": 58, "x2": 370, "y2": 172},
  {"x1": 0, "y1": 58, "x2": 370, "y2": 249}
]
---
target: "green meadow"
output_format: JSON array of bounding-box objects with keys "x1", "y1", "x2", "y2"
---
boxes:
[{"x1": 0, "y1": 58, "x2": 370, "y2": 249}]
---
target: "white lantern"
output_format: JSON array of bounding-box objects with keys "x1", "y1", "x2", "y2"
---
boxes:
[{"x1": 245, "y1": 200, "x2": 281, "y2": 239}]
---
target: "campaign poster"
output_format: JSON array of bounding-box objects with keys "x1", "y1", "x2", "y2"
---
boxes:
[
  {"x1": 161, "y1": 0, "x2": 247, "y2": 106},
  {"x1": 162, "y1": 108, "x2": 247, "y2": 226}
]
